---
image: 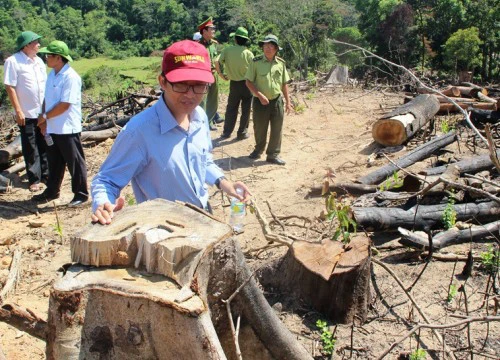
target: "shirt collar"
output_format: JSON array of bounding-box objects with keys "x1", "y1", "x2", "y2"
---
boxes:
[
  {"x1": 156, "y1": 94, "x2": 204, "y2": 135},
  {"x1": 55, "y1": 63, "x2": 71, "y2": 76},
  {"x1": 18, "y1": 51, "x2": 34, "y2": 63}
]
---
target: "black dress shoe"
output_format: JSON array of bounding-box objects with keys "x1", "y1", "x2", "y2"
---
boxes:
[
  {"x1": 220, "y1": 133, "x2": 231, "y2": 139},
  {"x1": 248, "y1": 151, "x2": 261, "y2": 160},
  {"x1": 209, "y1": 123, "x2": 218, "y2": 131},
  {"x1": 32, "y1": 191, "x2": 60, "y2": 202},
  {"x1": 266, "y1": 157, "x2": 286, "y2": 165},
  {"x1": 213, "y1": 113, "x2": 224, "y2": 124},
  {"x1": 68, "y1": 197, "x2": 88, "y2": 207},
  {"x1": 236, "y1": 133, "x2": 249, "y2": 140}
]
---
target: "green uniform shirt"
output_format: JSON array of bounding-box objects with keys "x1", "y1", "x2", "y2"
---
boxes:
[
  {"x1": 199, "y1": 39, "x2": 218, "y2": 71},
  {"x1": 218, "y1": 45, "x2": 254, "y2": 81},
  {"x1": 245, "y1": 55, "x2": 290, "y2": 100}
]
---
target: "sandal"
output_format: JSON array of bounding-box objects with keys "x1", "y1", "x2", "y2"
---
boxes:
[{"x1": 29, "y1": 183, "x2": 43, "y2": 192}]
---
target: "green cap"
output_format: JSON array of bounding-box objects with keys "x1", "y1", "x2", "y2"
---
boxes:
[
  {"x1": 229, "y1": 27, "x2": 249, "y2": 40},
  {"x1": 38, "y1": 40, "x2": 73, "y2": 62},
  {"x1": 258, "y1": 34, "x2": 282, "y2": 51},
  {"x1": 16, "y1": 31, "x2": 42, "y2": 52}
]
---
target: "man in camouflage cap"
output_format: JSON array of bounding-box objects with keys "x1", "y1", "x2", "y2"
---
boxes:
[{"x1": 245, "y1": 34, "x2": 291, "y2": 165}]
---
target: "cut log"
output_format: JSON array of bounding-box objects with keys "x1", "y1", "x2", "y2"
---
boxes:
[
  {"x1": 470, "y1": 109, "x2": 500, "y2": 124},
  {"x1": 0, "y1": 136, "x2": 21, "y2": 165},
  {"x1": 258, "y1": 236, "x2": 371, "y2": 324},
  {"x1": 80, "y1": 128, "x2": 120, "y2": 142},
  {"x1": 372, "y1": 94, "x2": 440, "y2": 146},
  {"x1": 358, "y1": 132, "x2": 456, "y2": 185},
  {"x1": 0, "y1": 303, "x2": 47, "y2": 340},
  {"x1": 56, "y1": 199, "x2": 312, "y2": 360},
  {"x1": 1, "y1": 161, "x2": 25, "y2": 175},
  {"x1": 456, "y1": 86, "x2": 488, "y2": 98},
  {"x1": 353, "y1": 201, "x2": 500, "y2": 231},
  {"x1": 84, "y1": 116, "x2": 131, "y2": 132},
  {"x1": 420, "y1": 150, "x2": 500, "y2": 176},
  {"x1": 398, "y1": 220, "x2": 500, "y2": 250},
  {"x1": 417, "y1": 86, "x2": 460, "y2": 97},
  {"x1": 438, "y1": 102, "x2": 497, "y2": 114},
  {"x1": 307, "y1": 182, "x2": 378, "y2": 197},
  {"x1": 476, "y1": 92, "x2": 498, "y2": 104}
]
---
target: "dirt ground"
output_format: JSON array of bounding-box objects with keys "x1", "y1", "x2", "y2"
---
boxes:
[{"x1": 0, "y1": 87, "x2": 498, "y2": 359}]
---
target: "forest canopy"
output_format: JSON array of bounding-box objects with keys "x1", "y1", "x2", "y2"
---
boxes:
[{"x1": 0, "y1": 0, "x2": 498, "y2": 81}]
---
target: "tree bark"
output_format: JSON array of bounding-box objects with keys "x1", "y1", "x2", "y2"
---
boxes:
[
  {"x1": 456, "y1": 86, "x2": 488, "y2": 98},
  {"x1": 80, "y1": 128, "x2": 120, "y2": 143},
  {"x1": 438, "y1": 102, "x2": 497, "y2": 114},
  {"x1": 420, "y1": 150, "x2": 500, "y2": 176},
  {"x1": 1, "y1": 161, "x2": 25, "y2": 175},
  {"x1": 0, "y1": 303, "x2": 47, "y2": 341},
  {"x1": 0, "y1": 136, "x2": 21, "y2": 165},
  {"x1": 372, "y1": 94, "x2": 440, "y2": 146},
  {"x1": 358, "y1": 132, "x2": 456, "y2": 185},
  {"x1": 0, "y1": 174, "x2": 11, "y2": 193},
  {"x1": 398, "y1": 220, "x2": 500, "y2": 250},
  {"x1": 307, "y1": 182, "x2": 378, "y2": 197},
  {"x1": 417, "y1": 86, "x2": 460, "y2": 97},
  {"x1": 353, "y1": 201, "x2": 500, "y2": 231}
]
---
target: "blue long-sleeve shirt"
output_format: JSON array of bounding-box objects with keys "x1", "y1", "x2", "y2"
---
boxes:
[{"x1": 91, "y1": 95, "x2": 224, "y2": 212}]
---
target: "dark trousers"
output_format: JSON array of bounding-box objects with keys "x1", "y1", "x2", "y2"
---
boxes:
[
  {"x1": 201, "y1": 73, "x2": 219, "y2": 123},
  {"x1": 19, "y1": 118, "x2": 48, "y2": 185},
  {"x1": 45, "y1": 133, "x2": 88, "y2": 199},
  {"x1": 252, "y1": 95, "x2": 284, "y2": 159},
  {"x1": 223, "y1": 80, "x2": 252, "y2": 137}
]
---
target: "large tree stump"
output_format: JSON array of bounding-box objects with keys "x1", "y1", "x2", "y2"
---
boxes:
[
  {"x1": 0, "y1": 136, "x2": 21, "y2": 166},
  {"x1": 49, "y1": 199, "x2": 313, "y2": 360},
  {"x1": 258, "y1": 236, "x2": 371, "y2": 324},
  {"x1": 372, "y1": 94, "x2": 440, "y2": 146}
]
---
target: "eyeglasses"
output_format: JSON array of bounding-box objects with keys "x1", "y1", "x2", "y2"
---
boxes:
[{"x1": 168, "y1": 81, "x2": 209, "y2": 94}]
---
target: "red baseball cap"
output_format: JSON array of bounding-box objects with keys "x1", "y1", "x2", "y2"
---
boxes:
[{"x1": 162, "y1": 40, "x2": 215, "y2": 84}]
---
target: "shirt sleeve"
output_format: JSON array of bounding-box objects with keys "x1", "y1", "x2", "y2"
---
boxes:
[
  {"x1": 3, "y1": 58, "x2": 17, "y2": 87},
  {"x1": 245, "y1": 60, "x2": 256, "y2": 82},
  {"x1": 200, "y1": 114, "x2": 224, "y2": 185},
  {"x1": 283, "y1": 64, "x2": 291, "y2": 84},
  {"x1": 91, "y1": 127, "x2": 147, "y2": 212},
  {"x1": 60, "y1": 73, "x2": 81, "y2": 104}
]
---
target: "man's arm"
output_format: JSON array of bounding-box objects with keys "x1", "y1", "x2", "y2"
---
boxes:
[
  {"x1": 37, "y1": 102, "x2": 71, "y2": 133},
  {"x1": 215, "y1": 61, "x2": 228, "y2": 80},
  {"x1": 282, "y1": 83, "x2": 292, "y2": 114},
  {"x1": 245, "y1": 80, "x2": 269, "y2": 106},
  {"x1": 5, "y1": 85, "x2": 25, "y2": 126}
]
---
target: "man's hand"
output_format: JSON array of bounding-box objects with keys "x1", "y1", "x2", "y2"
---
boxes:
[
  {"x1": 37, "y1": 114, "x2": 47, "y2": 135},
  {"x1": 15, "y1": 110, "x2": 25, "y2": 126},
  {"x1": 91, "y1": 197, "x2": 125, "y2": 225},
  {"x1": 285, "y1": 101, "x2": 292, "y2": 114},
  {"x1": 258, "y1": 94, "x2": 270, "y2": 106},
  {"x1": 220, "y1": 180, "x2": 252, "y2": 202}
]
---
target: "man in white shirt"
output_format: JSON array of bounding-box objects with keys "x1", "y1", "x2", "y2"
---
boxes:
[
  {"x1": 3, "y1": 31, "x2": 48, "y2": 192},
  {"x1": 32, "y1": 40, "x2": 88, "y2": 207}
]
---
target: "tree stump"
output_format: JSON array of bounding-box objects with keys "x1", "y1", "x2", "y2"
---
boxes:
[
  {"x1": 49, "y1": 199, "x2": 312, "y2": 360},
  {"x1": 259, "y1": 235, "x2": 371, "y2": 324}
]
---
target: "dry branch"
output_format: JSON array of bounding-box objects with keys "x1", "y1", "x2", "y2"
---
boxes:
[
  {"x1": 0, "y1": 249, "x2": 21, "y2": 303},
  {"x1": 0, "y1": 303, "x2": 47, "y2": 341}
]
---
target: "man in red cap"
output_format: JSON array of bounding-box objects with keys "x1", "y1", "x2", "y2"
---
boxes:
[
  {"x1": 91, "y1": 40, "x2": 251, "y2": 225},
  {"x1": 197, "y1": 17, "x2": 223, "y2": 130}
]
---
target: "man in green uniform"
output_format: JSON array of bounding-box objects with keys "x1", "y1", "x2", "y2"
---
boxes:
[
  {"x1": 198, "y1": 17, "x2": 221, "y2": 130},
  {"x1": 245, "y1": 34, "x2": 291, "y2": 165},
  {"x1": 216, "y1": 27, "x2": 254, "y2": 140}
]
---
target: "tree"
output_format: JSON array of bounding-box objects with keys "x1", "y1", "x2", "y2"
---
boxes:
[{"x1": 444, "y1": 27, "x2": 483, "y2": 74}]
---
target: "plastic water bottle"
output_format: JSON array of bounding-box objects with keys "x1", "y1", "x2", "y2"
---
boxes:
[
  {"x1": 230, "y1": 188, "x2": 245, "y2": 233},
  {"x1": 44, "y1": 133, "x2": 54, "y2": 146}
]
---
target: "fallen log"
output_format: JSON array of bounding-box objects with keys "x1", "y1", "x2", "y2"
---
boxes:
[
  {"x1": 0, "y1": 136, "x2": 21, "y2": 165},
  {"x1": 476, "y1": 92, "x2": 498, "y2": 104},
  {"x1": 84, "y1": 116, "x2": 132, "y2": 132},
  {"x1": 438, "y1": 102, "x2": 497, "y2": 114},
  {"x1": 469, "y1": 109, "x2": 500, "y2": 124},
  {"x1": 80, "y1": 127, "x2": 120, "y2": 143},
  {"x1": 372, "y1": 94, "x2": 440, "y2": 146},
  {"x1": 352, "y1": 201, "x2": 500, "y2": 231},
  {"x1": 307, "y1": 182, "x2": 378, "y2": 197},
  {"x1": 358, "y1": 132, "x2": 456, "y2": 185},
  {"x1": 417, "y1": 86, "x2": 460, "y2": 97},
  {"x1": 0, "y1": 303, "x2": 47, "y2": 340},
  {"x1": 456, "y1": 86, "x2": 488, "y2": 98},
  {"x1": 398, "y1": 220, "x2": 500, "y2": 250},
  {"x1": 1, "y1": 161, "x2": 25, "y2": 175},
  {"x1": 0, "y1": 249, "x2": 21, "y2": 303},
  {"x1": 420, "y1": 150, "x2": 500, "y2": 176},
  {"x1": 54, "y1": 199, "x2": 312, "y2": 360}
]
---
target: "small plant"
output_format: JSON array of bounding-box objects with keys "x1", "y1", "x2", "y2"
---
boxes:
[
  {"x1": 125, "y1": 193, "x2": 136, "y2": 206},
  {"x1": 447, "y1": 284, "x2": 457, "y2": 302},
  {"x1": 325, "y1": 193, "x2": 357, "y2": 244},
  {"x1": 440, "y1": 118, "x2": 455, "y2": 133},
  {"x1": 379, "y1": 171, "x2": 404, "y2": 191},
  {"x1": 480, "y1": 245, "x2": 499, "y2": 273},
  {"x1": 294, "y1": 103, "x2": 306, "y2": 114},
  {"x1": 305, "y1": 92, "x2": 315, "y2": 100},
  {"x1": 442, "y1": 196, "x2": 457, "y2": 229},
  {"x1": 410, "y1": 348, "x2": 427, "y2": 360},
  {"x1": 316, "y1": 319, "x2": 336, "y2": 355}
]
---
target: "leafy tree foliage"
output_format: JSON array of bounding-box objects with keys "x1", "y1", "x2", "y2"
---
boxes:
[{"x1": 444, "y1": 27, "x2": 482, "y2": 72}]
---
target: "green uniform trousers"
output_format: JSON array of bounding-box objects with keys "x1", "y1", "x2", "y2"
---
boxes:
[
  {"x1": 223, "y1": 80, "x2": 252, "y2": 137},
  {"x1": 252, "y1": 95, "x2": 284, "y2": 159},
  {"x1": 201, "y1": 74, "x2": 219, "y2": 123}
]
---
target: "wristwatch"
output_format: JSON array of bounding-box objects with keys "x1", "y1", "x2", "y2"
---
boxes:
[
  {"x1": 42, "y1": 113, "x2": 47, "y2": 120},
  {"x1": 215, "y1": 176, "x2": 226, "y2": 189}
]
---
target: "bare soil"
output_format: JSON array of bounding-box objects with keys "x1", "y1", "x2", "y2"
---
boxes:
[{"x1": 0, "y1": 87, "x2": 498, "y2": 359}]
